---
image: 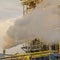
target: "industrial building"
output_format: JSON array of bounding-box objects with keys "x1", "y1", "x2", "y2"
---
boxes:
[{"x1": 0, "y1": 0, "x2": 60, "y2": 60}]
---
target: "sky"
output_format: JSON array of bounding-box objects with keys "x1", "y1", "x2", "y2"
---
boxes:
[
  {"x1": 0, "y1": 0, "x2": 23, "y2": 53},
  {"x1": 0, "y1": 0, "x2": 23, "y2": 20}
]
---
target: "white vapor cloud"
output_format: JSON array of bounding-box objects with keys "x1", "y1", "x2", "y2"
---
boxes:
[
  {"x1": 0, "y1": 0, "x2": 23, "y2": 50},
  {"x1": 0, "y1": 16, "x2": 22, "y2": 49},
  {"x1": 2, "y1": 0, "x2": 60, "y2": 49}
]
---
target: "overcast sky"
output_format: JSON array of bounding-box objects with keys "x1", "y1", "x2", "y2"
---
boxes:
[
  {"x1": 0, "y1": 0, "x2": 23, "y2": 53},
  {"x1": 0, "y1": 0, "x2": 23, "y2": 20}
]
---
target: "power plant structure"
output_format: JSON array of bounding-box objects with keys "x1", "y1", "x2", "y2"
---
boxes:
[
  {"x1": 1, "y1": 0, "x2": 60, "y2": 60},
  {"x1": 1, "y1": 38, "x2": 60, "y2": 60},
  {"x1": 21, "y1": 0, "x2": 43, "y2": 15}
]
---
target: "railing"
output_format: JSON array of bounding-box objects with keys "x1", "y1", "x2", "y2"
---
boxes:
[
  {"x1": 0, "y1": 50, "x2": 50, "y2": 60},
  {"x1": 0, "y1": 50, "x2": 60, "y2": 60}
]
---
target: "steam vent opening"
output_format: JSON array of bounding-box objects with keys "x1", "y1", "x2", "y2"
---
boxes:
[{"x1": 0, "y1": 0, "x2": 60, "y2": 60}]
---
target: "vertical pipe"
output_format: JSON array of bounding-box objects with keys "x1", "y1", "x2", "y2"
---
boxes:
[
  {"x1": 49, "y1": 45, "x2": 51, "y2": 60},
  {"x1": 3, "y1": 49, "x2": 5, "y2": 55},
  {"x1": 59, "y1": 42, "x2": 60, "y2": 54},
  {"x1": 23, "y1": 5, "x2": 25, "y2": 15},
  {"x1": 26, "y1": 6, "x2": 28, "y2": 14}
]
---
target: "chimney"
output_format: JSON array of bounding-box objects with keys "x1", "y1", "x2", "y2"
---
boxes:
[{"x1": 3, "y1": 49, "x2": 5, "y2": 55}]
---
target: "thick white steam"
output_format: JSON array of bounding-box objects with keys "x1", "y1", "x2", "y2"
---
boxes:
[{"x1": 3, "y1": 0, "x2": 60, "y2": 49}]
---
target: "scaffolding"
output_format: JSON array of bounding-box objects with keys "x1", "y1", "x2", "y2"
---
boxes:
[
  {"x1": 20, "y1": 0, "x2": 43, "y2": 15},
  {"x1": 21, "y1": 38, "x2": 59, "y2": 53}
]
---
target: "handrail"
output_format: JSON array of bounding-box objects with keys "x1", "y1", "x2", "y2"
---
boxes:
[
  {"x1": 0, "y1": 50, "x2": 59, "y2": 60},
  {"x1": 0, "y1": 50, "x2": 50, "y2": 59}
]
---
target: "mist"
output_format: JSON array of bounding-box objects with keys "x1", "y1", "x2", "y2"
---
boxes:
[{"x1": 2, "y1": 0, "x2": 60, "y2": 49}]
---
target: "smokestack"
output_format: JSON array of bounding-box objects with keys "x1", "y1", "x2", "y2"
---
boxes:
[{"x1": 3, "y1": 49, "x2": 6, "y2": 55}]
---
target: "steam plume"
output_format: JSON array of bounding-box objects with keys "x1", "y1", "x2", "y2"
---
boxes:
[{"x1": 3, "y1": 0, "x2": 60, "y2": 49}]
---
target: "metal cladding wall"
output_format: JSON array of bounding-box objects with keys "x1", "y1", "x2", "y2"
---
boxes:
[
  {"x1": 50, "y1": 54, "x2": 60, "y2": 60},
  {"x1": 32, "y1": 56, "x2": 49, "y2": 60}
]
